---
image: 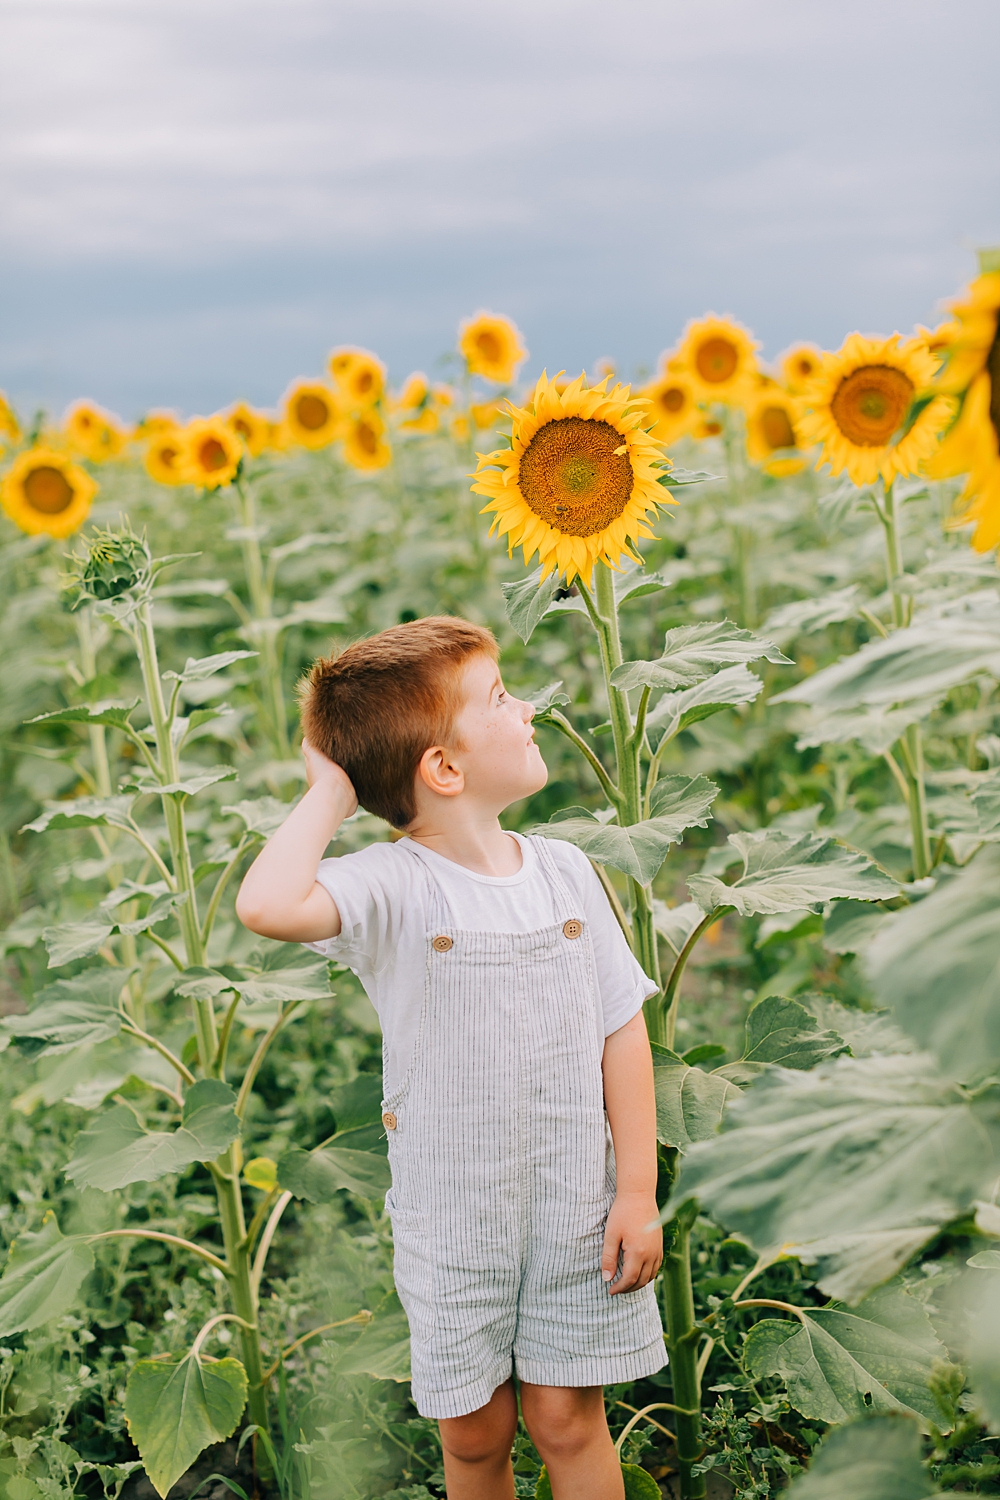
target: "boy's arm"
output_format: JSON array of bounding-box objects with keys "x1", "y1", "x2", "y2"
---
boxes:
[
  {"x1": 601, "y1": 1011, "x2": 663, "y2": 1294},
  {"x1": 235, "y1": 744, "x2": 357, "y2": 943}
]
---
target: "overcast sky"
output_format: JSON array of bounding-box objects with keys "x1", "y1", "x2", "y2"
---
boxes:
[{"x1": 1, "y1": 0, "x2": 998, "y2": 420}]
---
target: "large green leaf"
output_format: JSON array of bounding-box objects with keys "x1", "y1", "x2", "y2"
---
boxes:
[
  {"x1": 688, "y1": 828, "x2": 898, "y2": 916},
  {"x1": 331, "y1": 1072, "x2": 385, "y2": 1132},
  {"x1": 162, "y1": 650, "x2": 257, "y2": 684},
  {"x1": 651, "y1": 1042, "x2": 741, "y2": 1149},
  {"x1": 2, "y1": 997, "x2": 122, "y2": 1057},
  {"x1": 530, "y1": 777, "x2": 717, "y2": 884},
  {"x1": 645, "y1": 663, "x2": 765, "y2": 746},
  {"x1": 65, "y1": 1079, "x2": 240, "y2": 1190},
  {"x1": 0, "y1": 1213, "x2": 94, "y2": 1337},
  {"x1": 26, "y1": 700, "x2": 140, "y2": 730},
  {"x1": 501, "y1": 570, "x2": 562, "y2": 643},
  {"x1": 773, "y1": 619, "x2": 1000, "y2": 713},
  {"x1": 222, "y1": 796, "x2": 291, "y2": 837},
  {"x1": 15, "y1": 1037, "x2": 175, "y2": 1114},
  {"x1": 785, "y1": 1415, "x2": 940, "y2": 1500},
  {"x1": 21, "y1": 794, "x2": 136, "y2": 835},
  {"x1": 736, "y1": 994, "x2": 848, "y2": 1074},
  {"x1": 793, "y1": 700, "x2": 941, "y2": 755},
  {"x1": 42, "y1": 920, "x2": 115, "y2": 967},
  {"x1": 612, "y1": 621, "x2": 790, "y2": 693},
  {"x1": 678, "y1": 1053, "x2": 1000, "y2": 1301},
  {"x1": 124, "y1": 1352, "x2": 248, "y2": 1499},
  {"x1": 127, "y1": 767, "x2": 238, "y2": 799},
  {"x1": 233, "y1": 961, "x2": 331, "y2": 1006},
  {"x1": 762, "y1": 585, "x2": 864, "y2": 641},
  {"x1": 745, "y1": 1283, "x2": 947, "y2": 1427},
  {"x1": 112, "y1": 890, "x2": 189, "y2": 938},
  {"x1": 867, "y1": 845, "x2": 1000, "y2": 1081},
  {"x1": 278, "y1": 1142, "x2": 392, "y2": 1200},
  {"x1": 334, "y1": 1292, "x2": 411, "y2": 1380}
]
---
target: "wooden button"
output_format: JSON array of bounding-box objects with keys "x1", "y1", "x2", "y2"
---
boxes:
[
  {"x1": 432, "y1": 935, "x2": 454, "y2": 952},
  {"x1": 382, "y1": 1111, "x2": 397, "y2": 1131},
  {"x1": 563, "y1": 918, "x2": 583, "y2": 939}
]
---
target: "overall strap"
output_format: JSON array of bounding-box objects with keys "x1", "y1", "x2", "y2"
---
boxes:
[
  {"x1": 397, "y1": 839, "x2": 457, "y2": 929},
  {"x1": 527, "y1": 834, "x2": 581, "y2": 923}
]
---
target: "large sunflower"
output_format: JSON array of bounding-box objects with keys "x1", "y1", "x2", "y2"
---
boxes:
[
  {"x1": 342, "y1": 411, "x2": 391, "y2": 470},
  {"x1": 797, "y1": 332, "x2": 952, "y2": 487},
  {"x1": 778, "y1": 343, "x2": 824, "y2": 392},
  {"x1": 924, "y1": 263, "x2": 1000, "y2": 550},
  {"x1": 178, "y1": 418, "x2": 242, "y2": 490},
  {"x1": 144, "y1": 426, "x2": 187, "y2": 487},
  {"x1": 675, "y1": 315, "x2": 758, "y2": 403},
  {"x1": 225, "y1": 402, "x2": 272, "y2": 457},
  {"x1": 64, "y1": 402, "x2": 127, "y2": 463},
  {"x1": 472, "y1": 371, "x2": 672, "y2": 585},
  {"x1": 328, "y1": 347, "x2": 385, "y2": 408},
  {"x1": 744, "y1": 387, "x2": 807, "y2": 476},
  {"x1": 1, "y1": 447, "x2": 97, "y2": 538},
  {"x1": 459, "y1": 312, "x2": 527, "y2": 384},
  {"x1": 641, "y1": 368, "x2": 699, "y2": 445},
  {"x1": 282, "y1": 381, "x2": 341, "y2": 449}
]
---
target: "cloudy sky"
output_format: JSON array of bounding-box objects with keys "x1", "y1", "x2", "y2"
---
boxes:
[{"x1": 1, "y1": 0, "x2": 997, "y2": 419}]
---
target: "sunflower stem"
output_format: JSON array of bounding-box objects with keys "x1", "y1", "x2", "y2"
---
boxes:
[
  {"x1": 234, "y1": 476, "x2": 290, "y2": 758},
  {"x1": 722, "y1": 409, "x2": 756, "y2": 627},
  {"x1": 879, "y1": 482, "x2": 931, "y2": 877}
]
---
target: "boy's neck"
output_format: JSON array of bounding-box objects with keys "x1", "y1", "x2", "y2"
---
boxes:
[{"x1": 406, "y1": 812, "x2": 523, "y2": 877}]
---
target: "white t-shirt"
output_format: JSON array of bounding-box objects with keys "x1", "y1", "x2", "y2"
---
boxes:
[{"x1": 305, "y1": 831, "x2": 656, "y2": 1092}]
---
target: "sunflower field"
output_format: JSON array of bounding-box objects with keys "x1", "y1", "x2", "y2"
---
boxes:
[{"x1": 1, "y1": 263, "x2": 1000, "y2": 1500}]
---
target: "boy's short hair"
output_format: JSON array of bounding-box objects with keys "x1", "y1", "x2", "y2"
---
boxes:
[{"x1": 299, "y1": 615, "x2": 499, "y2": 829}]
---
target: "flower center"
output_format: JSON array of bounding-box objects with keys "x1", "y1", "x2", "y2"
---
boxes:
[
  {"x1": 356, "y1": 420, "x2": 378, "y2": 455},
  {"x1": 695, "y1": 336, "x2": 739, "y2": 384},
  {"x1": 658, "y1": 385, "x2": 687, "y2": 415},
  {"x1": 518, "y1": 416, "x2": 634, "y2": 537},
  {"x1": 159, "y1": 444, "x2": 179, "y2": 470},
  {"x1": 476, "y1": 330, "x2": 502, "y2": 363},
  {"x1": 830, "y1": 364, "x2": 913, "y2": 447},
  {"x1": 354, "y1": 370, "x2": 374, "y2": 395},
  {"x1": 796, "y1": 356, "x2": 816, "y2": 378},
  {"x1": 296, "y1": 394, "x2": 330, "y2": 431},
  {"x1": 233, "y1": 417, "x2": 252, "y2": 440},
  {"x1": 198, "y1": 437, "x2": 229, "y2": 471},
  {"x1": 24, "y1": 465, "x2": 73, "y2": 514},
  {"x1": 760, "y1": 405, "x2": 795, "y2": 451}
]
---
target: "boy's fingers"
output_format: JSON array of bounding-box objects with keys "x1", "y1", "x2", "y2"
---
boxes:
[
  {"x1": 610, "y1": 1246, "x2": 645, "y2": 1293},
  {"x1": 601, "y1": 1229, "x2": 622, "y2": 1283}
]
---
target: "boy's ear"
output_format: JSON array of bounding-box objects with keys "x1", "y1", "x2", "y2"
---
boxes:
[{"x1": 417, "y1": 744, "x2": 465, "y2": 799}]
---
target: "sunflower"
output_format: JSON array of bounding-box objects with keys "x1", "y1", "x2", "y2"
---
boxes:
[
  {"x1": 64, "y1": 402, "x2": 127, "y2": 463},
  {"x1": 0, "y1": 392, "x2": 21, "y2": 448},
  {"x1": 472, "y1": 370, "x2": 672, "y2": 585},
  {"x1": 177, "y1": 417, "x2": 242, "y2": 490},
  {"x1": 343, "y1": 411, "x2": 391, "y2": 470},
  {"x1": 693, "y1": 415, "x2": 723, "y2": 441},
  {"x1": 144, "y1": 427, "x2": 187, "y2": 487},
  {"x1": 282, "y1": 382, "x2": 341, "y2": 449},
  {"x1": 451, "y1": 413, "x2": 471, "y2": 442},
  {"x1": 459, "y1": 312, "x2": 527, "y2": 384},
  {"x1": 470, "y1": 400, "x2": 502, "y2": 430},
  {"x1": 328, "y1": 347, "x2": 385, "y2": 408},
  {"x1": 674, "y1": 315, "x2": 758, "y2": 403},
  {"x1": 797, "y1": 332, "x2": 952, "y2": 487},
  {"x1": 224, "y1": 402, "x2": 271, "y2": 457},
  {"x1": 778, "y1": 344, "x2": 824, "y2": 392},
  {"x1": 399, "y1": 407, "x2": 439, "y2": 434},
  {"x1": 134, "y1": 410, "x2": 180, "y2": 440},
  {"x1": 642, "y1": 369, "x2": 699, "y2": 445},
  {"x1": 392, "y1": 372, "x2": 429, "y2": 412},
  {"x1": 744, "y1": 387, "x2": 807, "y2": 476},
  {"x1": 1, "y1": 447, "x2": 97, "y2": 538}
]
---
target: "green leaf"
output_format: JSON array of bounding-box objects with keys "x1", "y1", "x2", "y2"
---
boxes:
[
  {"x1": 2, "y1": 971, "x2": 125, "y2": 1056},
  {"x1": 114, "y1": 890, "x2": 189, "y2": 938},
  {"x1": 278, "y1": 1143, "x2": 392, "y2": 1200},
  {"x1": 612, "y1": 621, "x2": 791, "y2": 693},
  {"x1": 25, "y1": 699, "x2": 140, "y2": 730},
  {"x1": 233, "y1": 961, "x2": 331, "y2": 1006},
  {"x1": 222, "y1": 796, "x2": 291, "y2": 837},
  {"x1": 530, "y1": 777, "x2": 717, "y2": 884},
  {"x1": 162, "y1": 650, "x2": 257, "y2": 684},
  {"x1": 678, "y1": 1052, "x2": 1000, "y2": 1301},
  {"x1": 21, "y1": 794, "x2": 137, "y2": 835},
  {"x1": 501, "y1": 570, "x2": 562, "y2": 643},
  {"x1": 43, "y1": 920, "x2": 115, "y2": 967},
  {"x1": 867, "y1": 845, "x2": 1000, "y2": 1080},
  {"x1": 65, "y1": 1080, "x2": 240, "y2": 1190},
  {"x1": 762, "y1": 586, "x2": 865, "y2": 641},
  {"x1": 797, "y1": 994, "x2": 914, "y2": 1061},
  {"x1": 773, "y1": 619, "x2": 1000, "y2": 713},
  {"x1": 0, "y1": 1213, "x2": 95, "y2": 1337},
  {"x1": 652, "y1": 900, "x2": 705, "y2": 957},
  {"x1": 745, "y1": 1283, "x2": 947, "y2": 1428},
  {"x1": 740, "y1": 994, "x2": 847, "y2": 1071},
  {"x1": 793, "y1": 700, "x2": 940, "y2": 755},
  {"x1": 651, "y1": 1041, "x2": 741, "y2": 1150},
  {"x1": 785, "y1": 1415, "x2": 940, "y2": 1500},
  {"x1": 526, "y1": 680, "x2": 571, "y2": 715},
  {"x1": 331, "y1": 1073, "x2": 385, "y2": 1132},
  {"x1": 174, "y1": 969, "x2": 237, "y2": 1002},
  {"x1": 124, "y1": 1352, "x2": 248, "y2": 1499},
  {"x1": 822, "y1": 900, "x2": 891, "y2": 956},
  {"x1": 127, "y1": 767, "x2": 238, "y2": 798},
  {"x1": 688, "y1": 828, "x2": 898, "y2": 916},
  {"x1": 334, "y1": 1292, "x2": 411, "y2": 1380},
  {"x1": 967, "y1": 1274, "x2": 1000, "y2": 1426},
  {"x1": 656, "y1": 465, "x2": 719, "y2": 487},
  {"x1": 972, "y1": 771, "x2": 1000, "y2": 836},
  {"x1": 645, "y1": 663, "x2": 765, "y2": 746}
]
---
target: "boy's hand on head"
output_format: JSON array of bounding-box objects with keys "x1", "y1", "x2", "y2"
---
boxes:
[
  {"x1": 601, "y1": 1191, "x2": 663, "y2": 1294},
  {"x1": 302, "y1": 739, "x2": 358, "y2": 813}
]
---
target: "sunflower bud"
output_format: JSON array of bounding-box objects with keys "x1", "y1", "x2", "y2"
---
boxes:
[{"x1": 70, "y1": 522, "x2": 151, "y2": 605}]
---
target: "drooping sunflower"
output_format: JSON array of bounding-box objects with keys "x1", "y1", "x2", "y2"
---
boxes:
[
  {"x1": 744, "y1": 387, "x2": 807, "y2": 476},
  {"x1": 797, "y1": 332, "x2": 953, "y2": 487},
  {"x1": 144, "y1": 426, "x2": 187, "y2": 487},
  {"x1": 177, "y1": 417, "x2": 242, "y2": 490},
  {"x1": 641, "y1": 369, "x2": 699, "y2": 445},
  {"x1": 64, "y1": 402, "x2": 128, "y2": 463},
  {"x1": 343, "y1": 411, "x2": 392, "y2": 470},
  {"x1": 674, "y1": 315, "x2": 758, "y2": 403},
  {"x1": 924, "y1": 261, "x2": 1000, "y2": 550},
  {"x1": 1, "y1": 447, "x2": 97, "y2": 538},
  {"x1": 778, "y1": 343, "x2": 824, "y2": 392},
  {"x1": 0, "y1": 392, "x2": 21, "y2": 448},
  {"x1": 282, "y1": 381, "x2": 341, "y2": 449},
  {"x1": 225, "y1": 402, "x2": 272, "y2": 457},
  {"x1": 472, "y1": 370, "x2": 672, "y2": 585},
  {"x1": 328, "y1": 347, "x2": 385, "y2": 409},
  {"x1": 459, "y1": 312, "x2": 528, "y2": 384}
]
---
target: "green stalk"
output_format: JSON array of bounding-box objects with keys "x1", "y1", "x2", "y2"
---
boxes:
[
  {"x1": 662, "y1": 909, "x2": 731, "y2": 1052},
  {"x1": 234, "y1": 478, "x2": 290, "y2": 757},
  {"x1": 722, "y1": 410, "x2": 755, "y2": 628},
  {"x1": 661, "y1": 1199, "x2": 706, "y2": 1499},
  {"x1": 214, "y1": 1153, "x2": 269, "y2": 1433},
  {"x1": 879, "y1": 483, "x2": 931, "y2": 878}
]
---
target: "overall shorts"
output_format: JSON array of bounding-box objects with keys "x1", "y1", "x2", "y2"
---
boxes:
[{"x1": 380, "y1": 835, "x2": 666, "y2": 1419}]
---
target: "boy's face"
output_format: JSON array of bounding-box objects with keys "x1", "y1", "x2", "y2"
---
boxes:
[{"x1": 450, "y1": 653, "x2": 548, "y2": 809}]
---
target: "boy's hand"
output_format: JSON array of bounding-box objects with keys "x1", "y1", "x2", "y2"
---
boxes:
[
  {"x1": 302, "y1": 739, "x2": 358, "y2": 814},
  {"x1": 601, "y1": 1191, "x2": 663, "y2": 1294}
]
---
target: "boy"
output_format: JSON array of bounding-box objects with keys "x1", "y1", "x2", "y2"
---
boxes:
[{"x1": 236, "y1": 617, "x2": 665, "y2": 1500}]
